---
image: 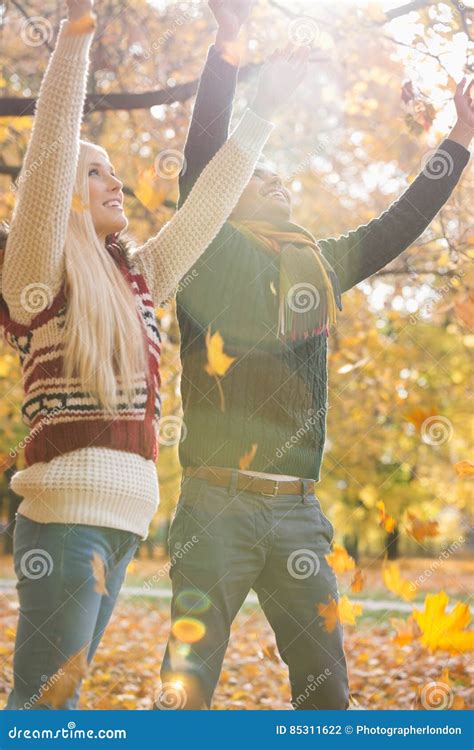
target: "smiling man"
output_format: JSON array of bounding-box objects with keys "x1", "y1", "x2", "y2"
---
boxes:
[{"x1": 158, "y1": 0, "x2": 472, "y2": 711}]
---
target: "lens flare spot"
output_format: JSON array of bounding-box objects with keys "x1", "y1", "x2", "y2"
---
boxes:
[
  {"x1": 175, "y1": 642, "x2": 191, "y2": 658},
  {"x1": 172, "y1": 617, "x2": 206, "y2": 644},
  {"x1": 176, "y1": 589, "x2": 212, "y2": 615}
]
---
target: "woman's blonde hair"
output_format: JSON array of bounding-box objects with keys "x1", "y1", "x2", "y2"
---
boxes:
[{"x1": 61, "y1": 140, "x2": 150, "y2": 415}]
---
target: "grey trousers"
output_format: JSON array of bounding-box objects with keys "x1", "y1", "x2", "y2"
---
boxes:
[{"x1": 159, "y1": 471, "x2": 350, "y2": 710}]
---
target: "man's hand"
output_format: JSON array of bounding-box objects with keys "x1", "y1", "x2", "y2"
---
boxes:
[
  {"x1": 449, "y1": 77, "x2": 473, "y2": 149},
  {"x1": 251, "y1": 44, "x2": 310, "y2": 121},
  {"x1": 209, "y1": 0, "x2": 255, "y2": 46},
  {"x1": 66, "y1": 0, "x2": 94, "y2": 21}
]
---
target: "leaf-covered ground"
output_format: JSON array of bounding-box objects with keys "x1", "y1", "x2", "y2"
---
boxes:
[{"x1": 0, "y1": 556, "x2": 472, "y2": 710}]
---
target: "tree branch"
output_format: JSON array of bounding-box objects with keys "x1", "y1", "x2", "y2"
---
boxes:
[{"x1": 0, "y1": 62, "x2": 260, "y2": 118}]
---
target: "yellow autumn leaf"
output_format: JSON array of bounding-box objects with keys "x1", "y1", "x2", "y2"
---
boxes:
[
  {"x1": 135, "y1": 167, "x2": 166, "y2": 211},
  {"x1": 376, "y1": 500, "x2": 397, "y2": 533},
  {"x1": 359, "y1": 484, "x2": 378, "y2": 508},
  {"x1": 382, "y1": 561, "x2": 417, "y2": 602},
  {"x1": 205, "y1": 329, "x2": 235, "y2": 377},
  {"x1": 338, "y1": 595, "x2": 363, "y2": 626},
  {"x1": 317, "y1": 595, "x2": 363, "y2": 632},
  {"x1": 71, "y1": 192, "x2": 89, "y2": 213},
  {"x1": 325, "y1": 543, "x2": 355, "y2": 573},
  {"x1": 412, "y1": 591, "x2": 474, "y2": 654},
  {"x1": 91, "y1": 551, "x2": 109, "y2": 596},
  {"x1": 239, "y1": 444, "x2": 258, "y2": 471}
]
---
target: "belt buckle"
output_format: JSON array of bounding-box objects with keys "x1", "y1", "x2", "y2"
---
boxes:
[{"x1": 261, "y1": 480, "x2": 279, "y2": 498}]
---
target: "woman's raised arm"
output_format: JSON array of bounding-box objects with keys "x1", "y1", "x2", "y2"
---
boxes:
[{"x1": 2, "y1": 1, "x2": 96, "y2": 326}]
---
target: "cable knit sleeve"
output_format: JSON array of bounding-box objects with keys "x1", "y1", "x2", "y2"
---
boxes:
[
  {"x1": 131, "y1": 108, "x2": 274, "y2": 306},
  {"x1": 2, "y1": 19, "x2": 94, "y2": 326}
]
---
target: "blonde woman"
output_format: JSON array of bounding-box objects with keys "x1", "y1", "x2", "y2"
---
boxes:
[{"x1": 0, "y1": 0, "x2": 308, "y2": 709}]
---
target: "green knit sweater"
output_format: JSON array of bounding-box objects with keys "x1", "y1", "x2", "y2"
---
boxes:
[{"x1": 176, "y1": 45, "x2": 470, "y2": 480}]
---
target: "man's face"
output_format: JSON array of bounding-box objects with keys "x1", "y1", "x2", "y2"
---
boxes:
[{"x1": 230, "y1": 166, "x2": 292, "y2": 223}]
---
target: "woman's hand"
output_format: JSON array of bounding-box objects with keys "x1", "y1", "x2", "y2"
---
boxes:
[
  {"x1": 449, "y1": 77, "x2": 474, "y2": 149},
  {"x1": 251, "y1": 44, "x2": 310, "y2": 121},
  {"x1": 209, "y1": 0, "x2": 255, "y2": 46},
  {"x1": 66, "y1": 0, "x2": 94, "y2": 22}
]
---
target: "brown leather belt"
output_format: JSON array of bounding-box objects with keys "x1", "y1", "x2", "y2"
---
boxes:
[{"x1": 183, "y1": 466, "x2": 315, "y2": 498}]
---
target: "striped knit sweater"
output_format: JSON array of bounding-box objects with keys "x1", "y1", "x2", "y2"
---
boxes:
[{"x1": 0, "y1": 19, "x2": 274, "y2": 539}]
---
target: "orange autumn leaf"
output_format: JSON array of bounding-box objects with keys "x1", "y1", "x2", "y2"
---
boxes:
[
  {"x1": 454, "y1": 460, "x2": 474, "y2": 479},
  {"x1": 318, "y1": 595, "x2": 363, "y2": 632},
  {"x1": 350, "y1": 568, "x2": 366, "y2": 593},
  {"x1": 376, "y1": 500, "x2": 397, "y2": 533},
  {"x1": 390, "y1": 616, "x2": 421, "y2": 647},
  {"x1": 239, "y1": 443, "x2": 258, "y2": 471},
  {"x1": 91, "y1": 551, "x2": 109, "y2": 596},
  {"x1": 412, "y1": 591, "x2": 474, "y2": 654},
  {"x1": 382, "y1": 561, "x2": 417, "y2": 602},
  {"x1": 205, "y1": 329, "x2": 236, "y2": 377},
  {"x1": 325, "y1": 543, "x2": 355, "y2": 573},
  {"x1": 453, "y1": 291, "x2": 474, "y2": 330},
  {"x1": 65, "y1": 14, "x2": 97, "y2": 35},
  {"x1": 406, "y1": 511, "x2": 439, "y2": 542},
  {"x1": 404, "y1": 406, "x2": 438, "y2": 430},
  {"x1": 36, "y1": 646, "x2": 89, "y2": 708}
]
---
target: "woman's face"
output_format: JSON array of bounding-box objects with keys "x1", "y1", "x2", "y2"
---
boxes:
[{"x1": 87, "y1": 153, "x2": 127, "y2": 238}]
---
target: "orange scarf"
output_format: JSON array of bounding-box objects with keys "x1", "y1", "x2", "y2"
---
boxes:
[{"x1": 229, "y1": 220, "x2": 342, "y2": 341}]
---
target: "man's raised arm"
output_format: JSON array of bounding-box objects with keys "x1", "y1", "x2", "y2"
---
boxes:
[
  {"x1": 178, "y1": 0, "x2": 254, "y2": 208},
  {"x1": 319, "y1": 79, "x2": 473, "y2": 294}
]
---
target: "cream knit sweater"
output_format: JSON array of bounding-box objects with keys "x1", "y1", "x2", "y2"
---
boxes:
[{"x1": 3, "y1": 19, "x2": 274, "y2": 539}]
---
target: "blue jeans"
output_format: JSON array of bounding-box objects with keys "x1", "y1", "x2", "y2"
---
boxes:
[{"x1": 5, "y1": 515, "x2": 140, "y2": 710}]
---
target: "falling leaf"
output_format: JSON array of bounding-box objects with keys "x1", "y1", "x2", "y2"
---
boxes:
[
  {"x1": 390, "y1": 616, "x2": 421, "y2": 647},
  {"x1": 454, "y1": 460, "x2": 474, "y2": 479},
  {"x1": 382, "y1": 561, "x2": 417, "y2": 602},
  {"x1": 205, "y1": 329, "x2": 235, "y2": 377},
  {"x1": 65, "y1": 15, "x2": 97, "y2": 36},
  {"x1": 239, "y1": 444, "x2": 258, "y2": 471},
  {"x1": 135, "y1": 167, "x2": 166, "y2": 211},
  {"x1": 454, "y1": 291, "x2": 474, "y2": 330},
  {"x1": 318, "y1": 595, "x2": 363, "y2": 632},
  {"x1": 404, "y1": 407, "x2": 438, "y2": 430},
  {"x1": 36, "y1": 646, "x2": 89, "y2": 708},
  {"x1": 406, "y1": 511, "x2": 439, "y2": 542},
  {"x1": 325, "y1": 543, "x2": 355, "y2": 573},
  {"x1": 91, "y1": 551, "x2": 109, "y2": 596},
  {"x1": 350, "y1": 568, "x2": 366, "y2": 593},
  {"x1": 376, "y1": 500, "x2": 397, "y2": 533},
  {"x1": 71, "y1": 192, "x2": 89, "y2": 213},
  {"x1": 204, "y1": 329, "x2": 236, "y2": 412},
  {"x1": 412, "y1": 591, "x2": 474, "y2": 654}
]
